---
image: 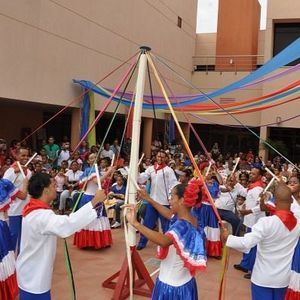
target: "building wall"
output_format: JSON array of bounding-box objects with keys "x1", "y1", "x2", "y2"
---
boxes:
[
  {"x1": 263, "y1": 0, "x2": 300, "y2": 61},
  {"x1": 195, "y1": 33, "x2": 217, "y2": 56},
  {"x1": 191, "y1": 71, "x2": 262, "y2": 126},
  {"x1": 0, "y1": 0, "x2": 197, "y2": 114},
  {"x1": 215, "y1": 0, "x2": 261, "y2": 70},
  {"x1": 192, "y1": 0, "x2": 299, "y2": 130},
  {"x1": 261, "y1": 0, "x2": 300, "y2": 129},
  {"x1": 0, "y1": 100, "x2": 43, "y2": 146}
]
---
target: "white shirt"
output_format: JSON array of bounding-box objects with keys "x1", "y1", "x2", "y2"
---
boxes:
[
  {"x1": 64, "y1": 170, "x2": 83, "y2": 182},
  {"x1": 85, "y1": 179, "x2": 98, "y2": 196},
  {"x1": 57, "y1": 150, "x2": 70, "y2": 166},
  {"x1": 291, "y1": 196, "x2": 300, "y2": 216},
  {"x1": 100, "y1": 149, "x2": 114, "y2": 159},
  {"x1": 215, "y1": 183, "x2": 247, "y2": 212},
  {"x1": 3, "y1": 167, "x2": 32, "y2": 216},
  {"x1": 159, "y1": 245, "x2": 192, "y2": 286},
  {"x1": 227, "y1": 215, "x2": 300, "y2": 288},
  {"x1": 138, "y1": 166, "x2": 178, "y2": 205},
  {"x1": 243, "y1": 185, "x2": 265, "y2": 228},
  {"x1": 16, "y1": 202, "x2": 97, "y2": 294}
]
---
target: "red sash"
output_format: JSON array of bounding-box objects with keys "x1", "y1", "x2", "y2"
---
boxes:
[
  {"x1": 154, "y1": 162, "x2": 167, "y2": 173},
  {"x1": 274, "y1": 210, "x2": 297, "y2": 231},
  {"x1": 248, "y1": 180, "x2": 265, "y2": 191},
  {"x1": 23, "y1": 198, "x2": 51, "y2": 217}
]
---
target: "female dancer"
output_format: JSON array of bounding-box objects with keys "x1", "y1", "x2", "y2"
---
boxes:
[
  {"x1": 74, "y1": 153, "x2": 114, "y2": 249},
  {"x1": 126, "y1": 179, "x2": 207, "y2": 299}
]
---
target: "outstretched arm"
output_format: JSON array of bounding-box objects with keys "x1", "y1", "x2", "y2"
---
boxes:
[
  {"x1": 126, "y1": 204, "x2": 173, "y2": 248},
  {"x1": 138, "y1": 189, "x2": 173, "y2": 220}
]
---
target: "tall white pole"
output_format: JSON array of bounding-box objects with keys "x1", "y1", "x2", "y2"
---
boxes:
[{"x1": 127, "y1": 47, "x2": 149, "y2": 246}]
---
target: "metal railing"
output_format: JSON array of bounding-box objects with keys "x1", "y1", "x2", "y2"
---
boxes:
[{"x1": 193, "y1": 55, "x2": 265, "y2": 73}]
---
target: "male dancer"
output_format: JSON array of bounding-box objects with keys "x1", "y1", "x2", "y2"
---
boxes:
[
  {"x1": 3, "y1": 147, "x2": 31, "y2": 251},
  {"x1": 223, "y1": 181, "x2": 300, "y2": 299},
  {"x1": 137, "y1": 150, "x2": 178, "y2": 250}
]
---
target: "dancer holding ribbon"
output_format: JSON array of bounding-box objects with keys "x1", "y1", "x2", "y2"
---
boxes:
[
  {"x1": 73, "y1": 153, "x2": 114, "y2": 249},
  {"x1": 3, "y1": 147, "x2": 32, "y2": 252},
  {"x1": 126, "y1": 179, "x2": 207, "y2": 300}
]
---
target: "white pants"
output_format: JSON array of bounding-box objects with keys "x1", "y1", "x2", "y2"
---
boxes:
[{"x1": 59, "y1": 190, "x2": 78, "y2": 210}]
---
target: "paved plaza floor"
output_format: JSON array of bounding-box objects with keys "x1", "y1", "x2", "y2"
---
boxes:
[{"x1": 52, "y1": 229, "x2": 251, "y2": 300}]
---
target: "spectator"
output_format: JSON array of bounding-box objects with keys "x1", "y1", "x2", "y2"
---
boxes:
[
  {"x1": 211, "y1": 142, "x2": 221, "y2": 160},
  {"x1": 9, "y1": 140, "x2": 21, "y2": 161},
  {"x1": 43, "y1": 137, "x2": 60, "y2": 168},
  {"x1": 110, "y1": 139, "x2": 120, "y2": 154},
  {"x1": 0, "y1": 138, "x2": 7, "y2": 170},
  {"x1": 109, "y1": 175, "x2": 127, "y2": 229},
  {"x1": 58, "y1": 161, "x2": 83, "y2": 214},
  {"x1": 0, "y1": 157, "x2": 13, "y2": 178},
  {"x1": 79, "y1": 140, "x2": 89, "y2": 161},
  {"x1": 57, "y1": 142, "x2": 70, "y2": 167},
  {"x1": 54, "y1": 168, "x2": 65, "y2": 209},
  {"x1": 100, "y1": 143, "x2": 114, "y2": 160}
]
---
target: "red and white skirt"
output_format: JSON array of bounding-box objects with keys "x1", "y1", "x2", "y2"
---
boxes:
[
  {"x1": 0, "y1": 220, "x2": 18, "y2": 300},
  {"x1": 193, "y1": 202, "x2": 222, "y2": 257}
]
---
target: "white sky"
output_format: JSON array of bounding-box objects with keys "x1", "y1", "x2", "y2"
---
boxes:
[{"x1": 197, "y1": 0, "x2": 267, "y2": 33}]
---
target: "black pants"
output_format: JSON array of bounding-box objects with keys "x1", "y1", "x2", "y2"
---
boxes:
[{"x1": 217, "y1": 209, "x2": 241, "y2": 236}]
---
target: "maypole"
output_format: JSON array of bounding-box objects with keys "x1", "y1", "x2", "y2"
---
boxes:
[
  {"x1": 102, "y1": 47, "x2": 154, "y2": 299},
  {"x1": 126, "y1": 46, "x2": 149, "y2": 246}
]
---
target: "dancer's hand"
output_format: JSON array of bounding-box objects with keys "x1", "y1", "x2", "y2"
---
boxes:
[
  {"x1": 221, "y1": 227, "x2": 229, "y2": 244},
  {"x1": 108, "y1": 166, "x2": 116, "y2": 174},
  {"x1": 91, "y1": 190, "x2": 106, "y2": 207},
  {"x1": 137, "y1": 188, "x2": 151, "y2": 201},
  {"x1": 22, "y1": 177, "x2": 29, "y2": 188},
  {"x1": 124, "y1": 204, "x2": 138, "y2": 226},
  {"x1": 259, "y1": 192, "x2": 267, "y2": 209}
]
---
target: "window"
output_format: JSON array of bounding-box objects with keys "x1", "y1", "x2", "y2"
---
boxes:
[
  {"x1": 177, "y1": 16, "x2": 182, "y2": 28},
  {"x1": 273, "y1": 22, "x2": 300, "y2": 66}
]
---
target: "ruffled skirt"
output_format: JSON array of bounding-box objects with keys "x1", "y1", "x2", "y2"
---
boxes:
[
  {"x1": 193, "y1": 202, "x2": 222, "y2": 257},
  {"x1": 152, "y1": 277, "x2": 198, "y2": 300},
  {"x1": 74, "y1": 194, "x2": 112, "y2": 249},
  {"x1": 0, "y1": 221, "x2": 18, "y2": 300},
  {"x1": 285, "y1": 239, "x2": 300, "y2": 300}
]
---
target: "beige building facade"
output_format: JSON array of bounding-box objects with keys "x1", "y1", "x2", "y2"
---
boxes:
[
  {"x1": 193, "y1": 0, "x2": 300, "y2": 161},
  {"x1": 0, "y1": 0, "x2": 299, "y2": 160}
]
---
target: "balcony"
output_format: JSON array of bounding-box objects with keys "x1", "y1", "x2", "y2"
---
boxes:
[{"x1": 193, "y1": 55, "x2": 264, "y2": 73}]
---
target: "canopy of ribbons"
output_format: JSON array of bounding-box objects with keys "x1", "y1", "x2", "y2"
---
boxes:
[{"x1": 74, "y1": 37, "x2": 300, "y2": 115}]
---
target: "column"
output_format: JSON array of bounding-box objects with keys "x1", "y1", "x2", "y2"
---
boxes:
[
  {"x1": 258, "y1": 126, "x2": 270, "y2": 162},
  {"x1": 180, "y1": 122, "x2": 190, "y2": 145},
  {"x1": 71, "y1": 108, "x2": 80, "y2": 151},
  {"x1": 142, "y1": 117, "x2": 153, "y2": 158}
]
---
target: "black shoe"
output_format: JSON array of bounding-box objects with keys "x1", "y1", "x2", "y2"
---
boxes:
[
  {"x1": 136, "y1": 245, "x2": 145, "y2": 251},
  {"x1": 244, "y1": 273, "x2": 251, "y2": 279},
  {"x1": 212, "y1": 256, "x2": 222, "y2": 260},
  {"x1": 233, "y1": 264, "x2": 248, "y2": 273}
]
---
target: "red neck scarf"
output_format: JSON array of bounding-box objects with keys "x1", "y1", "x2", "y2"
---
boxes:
[
  {"x1": 274, "y1": 210, "x2": 297, "y2": 231},
  {"x1": 154, "y1": 162, "x2": 167, "y2": 173},
  {"x1": 11, "y1": 161, "x2": 28, "y2": 176},
  {"x1": 248, "y1": 180, "x2": 265, "y2": 191},
  {"x1": 23, "y1": 198, "x2": 51, "y2": 217}
]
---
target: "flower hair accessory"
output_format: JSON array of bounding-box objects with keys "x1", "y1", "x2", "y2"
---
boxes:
[{"x1": 183, "y1": 178, "x2": 203, "y2": 207}]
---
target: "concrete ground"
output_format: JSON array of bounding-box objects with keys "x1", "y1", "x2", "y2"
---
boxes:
[{"x1": 52, "y1": 229, "x2": 251, "y2": 300}]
